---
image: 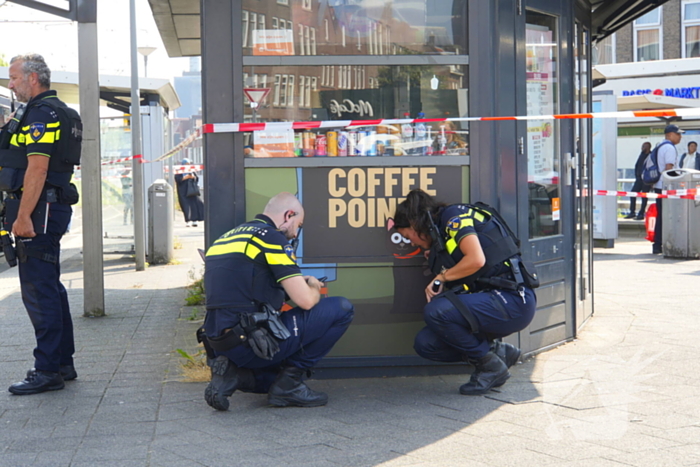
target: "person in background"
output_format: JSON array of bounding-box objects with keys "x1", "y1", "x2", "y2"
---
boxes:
[
  {"x1": 174, "y1": 158, "x2": 204, "y2": 227},
  {"x1": 624, "y1": 142, "x2": 652, "y2": 220},
  {"x1": 678, "y1": 141, "x2": 699, "y2": 170},
  {"x1": 653, "y1": 124, "x2": 684, "y2": 255}
]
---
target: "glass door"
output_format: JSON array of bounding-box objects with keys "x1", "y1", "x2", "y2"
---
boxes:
[
  {"x1": 519, "y1": 5, "x2": 574, "y2": 353},
  {"x1": 574, "y1": 22, "x2": 594, "y2": 329}
]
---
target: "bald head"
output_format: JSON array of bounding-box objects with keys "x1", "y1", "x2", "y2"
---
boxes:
[
  {"x1": 264, "y1": 192, "x2": 303, "y2": 217},
  {"x1": 264, "y1": 192, "x2": 304, "y2": 240}
]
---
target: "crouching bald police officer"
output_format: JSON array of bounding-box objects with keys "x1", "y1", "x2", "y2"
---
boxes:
[
  {"x1": 1, "y1": 54, "x2": 82, "y2": 395},
  {"x1": 393, "y1": 189, "x2": 538, "y2": 395},
  {"x1": 199, "y1": 192, "x2": 354, "y2": 410}
]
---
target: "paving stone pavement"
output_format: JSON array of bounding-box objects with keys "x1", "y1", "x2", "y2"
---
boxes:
[{"x1": 1, "y1": 224, "x2": 700, "y2": 467}]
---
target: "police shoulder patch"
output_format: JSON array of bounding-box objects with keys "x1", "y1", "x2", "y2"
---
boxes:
[
  {"x1": 29, "y1": 122, "x2": 46, "y2": 142},
  {"x1": 284, "y1": 244, "x2": 297, "y2": 261},
  {"x1": 447, "y1": 216, "x2": 461, "y2": 232}
]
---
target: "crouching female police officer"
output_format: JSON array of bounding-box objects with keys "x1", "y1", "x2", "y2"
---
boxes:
[{"x1": 393, "y1": 189, "x2": 537, "y2": 395}]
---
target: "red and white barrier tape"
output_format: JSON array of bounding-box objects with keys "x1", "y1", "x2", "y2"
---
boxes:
[
  {"x1": 594, "y1": 189, "x2": 700, "y2": 200},
  {"x1": 201, "y1": 107, "x2": 700, "y2": 134},
  {"x1": 165, "y1": 164, "x2": 204, "y2": 174}
]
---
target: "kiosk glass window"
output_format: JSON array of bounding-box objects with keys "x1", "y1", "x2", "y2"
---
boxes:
[
  {"x1": 634, "y1": 9, "x2": 662, "y2": 61},
  {"x1": 526, "y1": 12, "x2": 560, "y2": 238},
  {"x1": 241, "y1": 0, "x2": 467, "y2": 56},
  {"x1": 242, "y1": 64, "x2": 469, "y2": 158},
  {"x1": 683, "y1": 1, "x2": 700, "y2": 58}
]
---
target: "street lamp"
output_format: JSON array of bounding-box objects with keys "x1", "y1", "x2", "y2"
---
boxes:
[{"x1": 137, "y1": 46, "x2": 157, "y2": 77}]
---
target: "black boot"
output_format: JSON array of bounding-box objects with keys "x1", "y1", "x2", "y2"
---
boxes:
[
  {"x1": 459, "y1": 352, "x2": 510, "y2": 396},
  {"x1": 490, "y1": 341, "x2": 521, "y2": 368},
  {"x1": 9, "y1": 370, "x2": 64, "y2": 395},
  {"x1": 268, "y1": 366, "x2": 328, "y2": 407},
  {"x1": 204, "y1": 356, "x2": 255, "y2": 411}
]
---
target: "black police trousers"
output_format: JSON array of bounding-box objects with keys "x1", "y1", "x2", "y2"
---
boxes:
[
  {"x1": 414, "y1": 287, "x2": 536, "y2": 362},
  {"x1": 17, "y1": 203, "x2": 74, "y2": 373},
  {"x1": 205, "y1": 296, "x2": 354, "y2": 393}
]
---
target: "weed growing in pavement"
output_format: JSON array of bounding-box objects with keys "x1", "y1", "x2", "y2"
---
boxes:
[
  {"x1": 185, "y1": 266, "x2": 205, "y2": 306},
  {"x1": 176, "y1": 348, "x2": 209, "y2": 382},
  {"x1": 173, "y1": 236, "x2": 183, "y2": 250},
  {"x1": 187, "y1": 307, "x2": 201, "y2": 321}
]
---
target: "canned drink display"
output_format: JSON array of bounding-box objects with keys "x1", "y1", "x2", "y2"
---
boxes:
[
  {"x1": 315, "y1": 134, "x2": 327, "y2": 156},
  {"x1": 302, "y1": 132, "x2": 316, "y2": 157},
  {"x1": 338, "y1": 132, "x2": 348, "y2": 157},
  {"x1": 327, "y1": 131, "x2": 338, "y2": 157},
  {"x1": 366, "y1": 130, "x2": 377, "y2": 156},
  {"x1": 347, "y1": 131, "x2": 357, "y2": 156},
  {"x1": 294, "y1": 132, "x2": 303, "y2": 157}
]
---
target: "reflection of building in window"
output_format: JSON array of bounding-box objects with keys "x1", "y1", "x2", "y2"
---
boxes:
[
  {"x1": 243, "y1": 73, "x2": 268, "y2": 106},
  {"x1": 633, "y1": 9, "x2": 662, "y2": 61},
  {"x1": 593, "y1": 34, "x2": 616, "y2": 65},
  {"x1": 242, "y1": 11, "x2": 267, "y2": 48},
  {"x1": 683, "y1": 1, "x2": 700, "y2": 58},
  {"x1": 321, "y1": 66, "x2": 335, "y2": 87},
  {"x1": 277, "y1": 0, "x2": 289, "y2": 5},
  {"x1": 302, "y1": 0, "x2": 311, "y2": 11}
]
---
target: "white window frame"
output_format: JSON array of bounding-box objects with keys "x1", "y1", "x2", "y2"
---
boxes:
[
  {"x1": 299, "y1": 24, "x2": 305, "y2": 55},
  {"x1": 311, "y1": 28, "x2": 317, "y2": 55},
  {"x1": 273, "y1": 74, "x2": 281, "y2": 106},
  {"x1": 302, "y1": 0, "x2": 312, "y2": 11},
  {"x1": 280, "y1": 75, "x2": 288, "y2": 107},
  {"x1": 242, "y1": 10, "x2": 250, "y2": 48},
  {"x1": 287, "y1": 75, "x2": 295, "y2": 107},
  {"x1": 633, "y1": 8, "x2": 663, "y2": 61},
  {"x1": 277, "y1": 0, "x2": 289, "y2": 5},
  {"x1": 682, "y1": 0, "x2": 700, "y2": 58},
  {"x1": 305, "y1": 76, "x2": 312, "y2": 108},
  {"x1": 593, "y1": 33, "x2": 616, "y2": 65},
  {"x1": 299, "y1": 76, "x2": 306, "y2": 107}
]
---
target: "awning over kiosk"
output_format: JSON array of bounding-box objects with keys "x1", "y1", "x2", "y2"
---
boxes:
[{"x1": 617, "y1": 95, "x2": 700, "y2": 111}]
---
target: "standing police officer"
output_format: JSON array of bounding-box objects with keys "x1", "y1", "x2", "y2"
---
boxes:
[
  {"x1": 393, "y1": 189, "x2": 537, "y2": 395},
  {"x1": 201, "y1": 192, "x2": 354, "y2": 410},
  {"x1": 2, "y1": 54, "x2": 81, "y2": 395}
]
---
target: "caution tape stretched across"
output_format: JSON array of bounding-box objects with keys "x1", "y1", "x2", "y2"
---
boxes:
[
  {"x1": 201, "y1": 107, "x2": 700, "y2": 134},
  {"x1": 152, "y1": 106, "x2": 700, "y2": 162},
  {"x1": 594, "y1": 189, "x2": 700, "y2": 200}
]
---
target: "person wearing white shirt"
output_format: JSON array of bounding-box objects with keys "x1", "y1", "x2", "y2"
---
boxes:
[
  {"x1": 653, "y1": 124, "x2": 684, "y2": 254},
  {"x1": 678, "y1": 141, "x2": 699, "y2": 171}
]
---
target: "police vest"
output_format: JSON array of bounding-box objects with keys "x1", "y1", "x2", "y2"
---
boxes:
[
  {"x1": 428, "y1": 203, "x2": 521, "y2": 292},
  {"x1": 0, "y1": 97, "x2": 82, "y2": 192}
]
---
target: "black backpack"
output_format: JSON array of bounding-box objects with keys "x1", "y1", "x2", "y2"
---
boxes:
[{"x1": 642, "y1": 141, "x2": 673, "y2": 185}]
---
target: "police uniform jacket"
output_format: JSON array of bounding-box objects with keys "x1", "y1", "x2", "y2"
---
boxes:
[
  {"x1": 434, "y1": 204, "x2": 514, "y2": 291},
  {"x1": 204, "y1": 214, "x2": 301, "y2": 331}
]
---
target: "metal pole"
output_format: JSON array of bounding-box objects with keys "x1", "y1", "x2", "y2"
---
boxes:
[
  {"x1": 77, "y1": 0, "x2": 105, "y2": 316},
  {"x1": 130, "y1": 0, "x2": 146, "y2": 270}
]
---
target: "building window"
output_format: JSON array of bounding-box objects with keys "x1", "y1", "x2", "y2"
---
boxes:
[
  {"x1": 242, "y1": 11, "x2": 249, "y2": 47},
  {"x1": 277, "y1": 0, "x2": 289, "y2": 5},
  {"x1": 633, "y1": 8, "x2": 662, "y2": 61},
  {"x1": 298, "y1": 24, "x2": 305, "y2": 55},
  {"x1": 593, "y1": 34, "x2": 616, "y2": 65},
  {"x1": 302, "y1": 0, "x2": 312, "y2": 11},
  {"x1": 305, "y1": 76, "x2": 312, "y2": 108},
  {"x1": 684, "y1": 1, "x2": 700, "y2": 58},
  {"x1": 287, "y1": 75, "x2": 295, "y2": 107},
  {"x1": 273, "y1": 74, "x2": 281, "y2": 106}
]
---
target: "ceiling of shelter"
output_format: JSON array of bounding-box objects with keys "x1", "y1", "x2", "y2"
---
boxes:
[
  {"x1": 147, "y1": 0, "x2": 200, "y2": 57},
  {"x1": 147, "y1": 0, "x2": 671, "y2": 57},
  {"x1": 591, "y1": 0, "x2": 671, "y2": 41}
]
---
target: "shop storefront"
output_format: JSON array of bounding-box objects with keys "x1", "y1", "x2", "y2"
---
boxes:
[{"x1": 147, "y1": 0, "x2": 667, "y2": 371}]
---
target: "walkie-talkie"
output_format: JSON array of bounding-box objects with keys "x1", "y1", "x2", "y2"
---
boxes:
[{"x1": 7, "y1": 97, "x2": 26, "y2": 135}]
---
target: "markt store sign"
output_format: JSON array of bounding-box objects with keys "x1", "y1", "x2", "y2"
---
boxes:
[{"x1": 302, "y1": 166, "x2": 463, "y2": 263}]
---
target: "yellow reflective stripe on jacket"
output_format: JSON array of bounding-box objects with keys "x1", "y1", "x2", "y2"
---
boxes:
[
  {"x1": 446, "y1": 237, "x2": 458, "y2": 254},
  {"x1": 265, "y1": 252, "x2": 295, "y2": 265},
  {"x1": 250, "y1": 235, "x2": 284, "y2": 251},
  {"x1": 31, "y1": 131, "x2": 58, "y2": 144},
  {"x1": 245, "y1": 244, "x2": 261, "y2": 260},
  {"x1": 206, "y1": 233, "x2": 254, "y2": 257}
]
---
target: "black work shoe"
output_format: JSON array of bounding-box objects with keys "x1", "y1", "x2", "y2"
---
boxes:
[
  {"x1": 652, "y1": 246, "x2": 663, "y2": 255},
  {"x1": 204, "y1": 356, "x2": 254, "y2": 411},
  {"x1": 460, "y1": 352, "x2": 510, "y2": 396},
  {"x1": 624, "y1": 213, "x2": 636, "y2": 219},
  {"x1": 9, "y1": 370, "x2": 65, "y2": 395},
  {"x1": 635, "y1": 214, "x2": 645, "y2": 221},
  {"x1": 491, "y1": 341, "x2": 521, "y2": 368},
  {"x1": 268, "y1": 366, "x2": 328, "y2": 407},
  {"x1": 26, "y1": 365, "x2": 77, "y2": 382}
]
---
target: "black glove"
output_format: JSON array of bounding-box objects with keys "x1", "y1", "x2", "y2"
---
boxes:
[{"x1": 248, "y1": 327, "x2": 280, "y2": 360}]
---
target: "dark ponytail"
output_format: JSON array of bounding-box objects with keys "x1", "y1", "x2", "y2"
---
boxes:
[{"x1": 393, "y1": 189, "x2": 445, "y2": 238}]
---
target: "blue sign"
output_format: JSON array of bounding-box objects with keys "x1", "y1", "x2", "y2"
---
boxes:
[{"x1": 622, "y1": 87, "x2": 700, "y2": 99}]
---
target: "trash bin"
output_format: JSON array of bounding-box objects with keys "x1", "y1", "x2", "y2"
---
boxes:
[
  {"x1": 661, "y1": 169, "x2": 700, "y2": 258},
  {"x1": 148, "y1": 179, "x2": 174, "y2": 264}
]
